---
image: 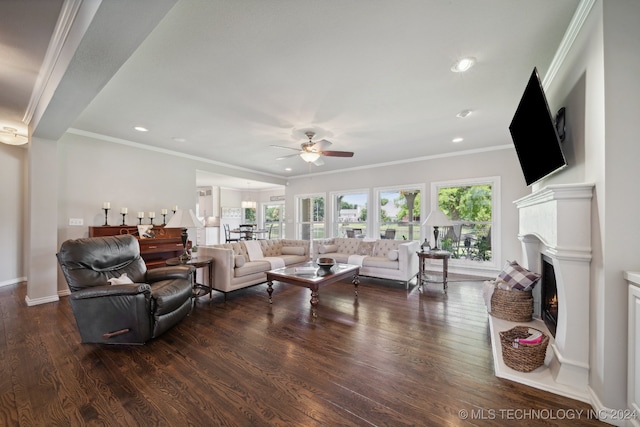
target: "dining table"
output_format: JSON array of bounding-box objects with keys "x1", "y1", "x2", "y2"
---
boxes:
[{"x1": 231, "y1": 226, "x2": 268, "y2": 240}]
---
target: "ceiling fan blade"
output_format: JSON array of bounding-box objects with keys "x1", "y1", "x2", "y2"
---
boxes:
[
  {"x1": 275, "y1": 153, "x2": 300, "y2": 160},
  {"x1": 320, "y1": 150, "x2": 354, "y2": 158},
  {"x1": 314, "y1": 139, "x2": 332, "y2": 150},
  {"x1": 312, "y1": 157, "x2": 325, "y2": 166},
  {"x1": 270, "y1": 144, "x2": 301, "y2": 152}
]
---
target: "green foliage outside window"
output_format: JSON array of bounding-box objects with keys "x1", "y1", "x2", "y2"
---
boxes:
[{"x1": 437, "y1": 184, "x2": 492, "y2": 261}]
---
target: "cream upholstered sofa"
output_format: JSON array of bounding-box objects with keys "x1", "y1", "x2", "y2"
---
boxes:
[
  {"x1": 312, "y1": 237, "x2": 419, "y2": 286},
  {"x1": 197, "y1": 239, "x2": 310, "y2": 297}
]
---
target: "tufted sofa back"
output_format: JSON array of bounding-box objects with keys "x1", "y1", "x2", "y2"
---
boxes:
[
  {"x1": 373, "y1": 238, "x2": 404, "y2": 258},
  {"x1": 318, "y1": 237, "x2": 405, "y2": 258},
  {"x1": 211, "y1": 239, "x2": 309, "y2": 258}
]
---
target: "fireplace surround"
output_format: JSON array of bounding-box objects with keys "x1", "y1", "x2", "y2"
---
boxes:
[{"x1": 509, "y1": 183, "x2": 594, "y2": 400}]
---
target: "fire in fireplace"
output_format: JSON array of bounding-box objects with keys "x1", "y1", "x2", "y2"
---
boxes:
[{"x1": 541, "y1": 255, "x2": 558, "y2": 337}]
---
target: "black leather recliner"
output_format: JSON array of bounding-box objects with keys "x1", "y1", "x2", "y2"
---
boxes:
[{"x1": 57, "y1": 234, "x2": 195, "y2": 344}]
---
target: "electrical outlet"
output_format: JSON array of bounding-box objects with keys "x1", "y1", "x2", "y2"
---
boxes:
[{"x1": 69, "y1": 218, "x2": 83, "y2": 226}]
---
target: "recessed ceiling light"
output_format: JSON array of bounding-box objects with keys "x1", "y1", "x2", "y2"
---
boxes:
[
  {"x1": 285, "y1": 168, "x2": 292, "y2": 172},
  {"x1": 452, "y1": 137, "x2": 464, "y2": 143},
  {"x1": 456, "y1": 109, "x2": 473, "y2": 118},
  {"x1": 172, "y1": 137, "x2": 187, "y2": 143},
  {"x1": 134, "y1": 126, "x2": 149, "y2": 132},
  {"x1": 451, "y1": 57, "x2": 476, "y2": 73}
]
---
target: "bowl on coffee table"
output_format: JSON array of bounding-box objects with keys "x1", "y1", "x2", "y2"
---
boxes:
[{"x1": 316, "y1": 257, "x2": 336, "y2": 273}]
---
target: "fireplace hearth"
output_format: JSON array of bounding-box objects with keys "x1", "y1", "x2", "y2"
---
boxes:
[{"x1": 541, "y1": 255, "x2": 558, "y2": 337}]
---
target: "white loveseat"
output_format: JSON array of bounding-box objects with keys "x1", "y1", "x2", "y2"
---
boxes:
[
  {"x1": 198, "y1": 239, "x2": 310, "y2": 297},
  {"x1": 312, "y1": 237, "x2": 419, "y2": 286}
]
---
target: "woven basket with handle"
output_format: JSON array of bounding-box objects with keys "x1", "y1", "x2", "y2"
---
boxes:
[{"x1": 499, "y1": 326, "x2": 549, "y2": 372}]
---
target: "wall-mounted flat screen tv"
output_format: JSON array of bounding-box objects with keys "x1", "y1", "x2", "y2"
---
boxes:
[{"x1": 509, "y1": 67, "x2": 567, "y2": 186}]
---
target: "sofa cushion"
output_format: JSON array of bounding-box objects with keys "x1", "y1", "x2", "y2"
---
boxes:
[
  {"x1": 235, "y1": 261, "x2": 270, "y2": 278},
  {"x1": 281, "y1": 246, "x2": 305, "y2": 256},
  {"x1": 318, "y1": 244, "x2": 338, "y2": 254},
  {"x1": 235, "y1": 255, "x2": 246, "y2": 267},
  {"x1": 362, "y1": 256, "x2": 399, "y2": 270},
  {"x1": 279, "y1": 254, "x2": 309, "y2": 266},
  {"x1": 387, "y1": 250, "x2": 399, "y2": 261}
]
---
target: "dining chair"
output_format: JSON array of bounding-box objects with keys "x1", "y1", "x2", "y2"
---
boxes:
[
  {"x1": 383, "y1": 229, "x2": 396, "y2": 240},
  {"x1": 224, "y1": 224, "x2": 240, "y2": 243}
]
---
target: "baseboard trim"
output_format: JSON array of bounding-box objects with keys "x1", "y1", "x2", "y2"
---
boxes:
[
  {"x1": 0, "y1": 277, "x2": 27, "y2": 288},
  {"x1": 25, "y1": 294, "x2": 60, "y2": 306}
]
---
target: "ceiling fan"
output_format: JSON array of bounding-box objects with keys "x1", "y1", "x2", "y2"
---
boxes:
[{"x1": 272, "y1": 131, "x2": 354, "y2": 165}]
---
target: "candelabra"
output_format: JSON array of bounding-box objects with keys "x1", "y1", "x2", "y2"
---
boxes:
[
  {"x1": 137, "y1": 211, "x2": 144, "y2": 225},
  {"x1": 161, "y1": 209, "x2": 168, "y2": 225},
  {"x1": 121, "y1": 213, "x2": 127, "y2": 225}
]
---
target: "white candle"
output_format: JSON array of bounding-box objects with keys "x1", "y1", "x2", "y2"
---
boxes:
[
  {"x1": 161, "y1": 209, "x2": 168, "y2": 215},
  {"x1": 172, "y1": 205, "x2": 178, "y2": 211},
  {"x1": 103, "y1": 202, "x2": 110, "y2": 209},
  {"x1": 137, "y1": 211, "x2": 144, "y2": 218},
  {"x1": 121, "y1": 207, "x2": 128, "y2": 214},
  {"x1": 148, "y1": 211, "x2": 155, "y2": 218}
]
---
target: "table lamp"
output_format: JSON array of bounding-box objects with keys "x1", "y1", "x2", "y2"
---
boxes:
[
  {"x1": 422, "y1": 209, "x2": 453, "y2": 250},
  {"x1": 165, "y1": 209, "x2": 203, "y2": 262}
]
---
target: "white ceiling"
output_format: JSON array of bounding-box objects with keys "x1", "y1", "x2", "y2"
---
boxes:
[{"x1": 1, "y1": 0, "x2": 579, "y2": 189}]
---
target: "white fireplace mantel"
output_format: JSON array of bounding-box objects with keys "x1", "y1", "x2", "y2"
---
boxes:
[{"x1": 512, "y1": 183, "x2": 594, "y2": 397}]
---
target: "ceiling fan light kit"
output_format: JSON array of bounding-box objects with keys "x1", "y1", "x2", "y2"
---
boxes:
[{"x1": 0, "y1": 127, "x2": 28, "y2": 145}]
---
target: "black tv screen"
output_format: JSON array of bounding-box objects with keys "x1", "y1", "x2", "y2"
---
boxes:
[{"x1": 509, "y1": 68, "x2": 567, "y2": 186}]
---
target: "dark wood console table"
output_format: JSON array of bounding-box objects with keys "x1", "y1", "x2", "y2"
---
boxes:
[{"x1": 89, "y1": 226, "x2": 189, "y2": 269}]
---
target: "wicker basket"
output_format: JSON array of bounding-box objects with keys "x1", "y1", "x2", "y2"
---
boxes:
[
  {"x1": 490, "y1": 287, "x2": 533, "y2": 322},
  {"x1": 500, "y1": 326, "x2": 549, "y2": 372}
]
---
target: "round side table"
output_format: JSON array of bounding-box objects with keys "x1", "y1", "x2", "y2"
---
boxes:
[{"x1": 416, "y1": 250, "x2": 451, "y2": 293}]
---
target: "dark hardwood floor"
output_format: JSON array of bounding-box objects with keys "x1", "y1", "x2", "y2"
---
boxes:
[{"x1": 1, "y1": 276, "x2": 604, "y2": 426}]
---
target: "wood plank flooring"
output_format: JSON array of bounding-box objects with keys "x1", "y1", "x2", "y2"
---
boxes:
[{"x1": 0, "y1": 277, "x2": 605, "y2": 426}]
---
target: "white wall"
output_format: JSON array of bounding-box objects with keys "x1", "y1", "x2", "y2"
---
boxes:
[
  {"x1": 527, "y1": 0, "x2": 640, "y2": 412},
  {"x1": 53, "y1": 132, "x2": 285, "y2": 293},
  {"x1": 285, "y1": 147, "x2": 530, "y2": 273},
  {"x1": 0, "y1": 144, "x2": 26, "y2": 286}
]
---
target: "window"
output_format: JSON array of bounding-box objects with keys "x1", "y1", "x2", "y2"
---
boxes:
[
  {"x1": 243, "y1": 207, "x2": 256, "y2": 224},
  {"x1": 296, "y1": 194, "x2": 325, "y2": 240},
  {"x1": 375, "y1": 185, "x2": 423, "y2": 241},
  {"x1": 263, "y1": 202, "x2": 285, "y2": 239},
  {"x1": 431, "y1": 177, "x2": 500, "y2": 268},
  {"x1": 331, "y1": 190, "x2": 368, "y2": 238}
]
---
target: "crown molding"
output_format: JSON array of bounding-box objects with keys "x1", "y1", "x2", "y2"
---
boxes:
[
  {"x1": 22, "y1": 0, "x2": 85, "y2": 125},
  {"x1": 542, "y1": 0, "x2": 597, "y2": 89}
]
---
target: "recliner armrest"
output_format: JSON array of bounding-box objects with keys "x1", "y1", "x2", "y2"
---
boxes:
[
  {"x1": 70, "y1": 283, "x2": 152, "y2": 300},
  {"x1": 146, "y1": 265, "x2": 194, "y2": 283}
]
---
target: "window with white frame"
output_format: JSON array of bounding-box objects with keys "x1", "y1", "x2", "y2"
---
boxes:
[
  {"x1": 330, "y1": 190, "x2": 368, "y2": 238},
  {"x1": 375, "y1": 185, "x2": 423, "y2": 241},
  {"x1": 430, "y1": 177, "x2": 500, "y2": 268},
  {"x1": 296, "y1": 194, "x2": 325, "y2": 240}
]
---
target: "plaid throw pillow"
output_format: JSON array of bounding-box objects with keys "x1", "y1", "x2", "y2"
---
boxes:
[{"x1": 498, "y1": 261, "x2": 541, "y2": 291}]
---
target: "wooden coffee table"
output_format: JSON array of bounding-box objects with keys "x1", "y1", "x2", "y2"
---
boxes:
[{"x1": 266, "y1": 262, "x2": 360, "y2": 317}]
